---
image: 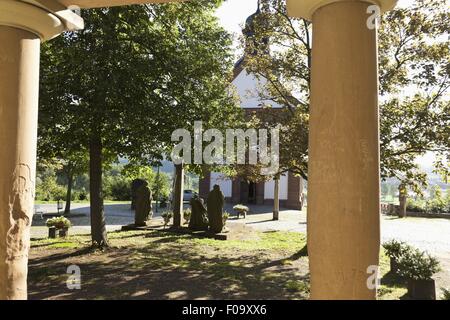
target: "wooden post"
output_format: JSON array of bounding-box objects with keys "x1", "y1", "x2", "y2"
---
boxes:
[{"x1": 273, "y1": 178, "x2": 280, "y2": 220}]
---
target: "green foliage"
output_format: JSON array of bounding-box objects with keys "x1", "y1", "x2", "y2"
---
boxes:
[
  {"x1": 152, "y1": 171, "x2": 171, "y2": 201},
  {"x1": 241, "y1": 0, "x2": 449, "y2": 186},
  {"x1": 406, "y1": 198, "x2": 426, "y2": 212},
  {"x1": 46, "y1": 217, "x2": 72, "y2": 229},
  {"x1": 73, "y1": 189, "x2": 89, "y2": 201},
  {"x1": 108, "y1": 179, "x2": 132, "y2": 201},
  {"x1": 406, "y1": 186, "x2": 450, "y2": 213},
  {"x1": 441, "y1": 288, "x2": 450, "y2": 300},
  {"x1": 35, "y1": 175, "x2": 67, "y2": 201},
  {"x1": 382, "y1": 240, "x2": 411, "y2": 260},
  {"x1": 122, "y1": 166, "x2": 155, "y2": 185},
  {"x1": 39, "y1": 2, "x2": 240, "y2": 245},
  {"x1": 397, "y1": 248, "x2": 441, "y2": 281},
  {"x1": 40, "y1": 1, "x2": 239, "y2": 165}
]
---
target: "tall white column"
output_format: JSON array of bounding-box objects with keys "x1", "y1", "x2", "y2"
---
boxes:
[
  {"x1": 287, "y1": 0, "x2": 397, "y2": 299},
  {"x1": 0, "y1": 25, "x2": 41, "y2": 300},
  {"x1": 0, "y1": 0, "x2": 178, "y2": 301},
  {"x1": 0, "y1": 0, "x2": 82, "y2": 300}
]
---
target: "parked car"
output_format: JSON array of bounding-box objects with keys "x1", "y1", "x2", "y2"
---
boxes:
[
  {"x1": 183, "y1": 190, "x2": 198, "y2": 202},
  {"x1": 168, "y1": 190, "x2": 198, "y2": 204}
]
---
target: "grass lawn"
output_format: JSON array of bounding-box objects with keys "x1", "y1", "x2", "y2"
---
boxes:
[{"x1": 28, "y1": 230, "x2": 407, "y2": 300}]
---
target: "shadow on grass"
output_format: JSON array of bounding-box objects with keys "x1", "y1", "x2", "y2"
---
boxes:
[
  {"x1": 28, "y1": 230, "x2": 309, "y2": 300},
  {"x1": 380, "y1": 270, "x2": 409, "y2": 300}
]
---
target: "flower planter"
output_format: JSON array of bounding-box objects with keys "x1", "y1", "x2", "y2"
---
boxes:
[
  {"x1": 407, "y1": 279, "x2": 436, "y2": 300},
  {"x1": 59, "y1": 228, "x2": 69, "y2": 238},
  {"x1": 235, "y1": 210, "x2": 247, "y2": 219},
  {"x1": 390, "y1": 257, "x2": 399, "y2": 274},
  {"x1": 48, "y1": 227, "x2": 57, "y2": 239}
]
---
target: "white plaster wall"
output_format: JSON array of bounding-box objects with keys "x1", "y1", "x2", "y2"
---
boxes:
[
  {"x1": 231, "y1": 69, "x2": 283, "y2": 109},
  {"x1": 264, "y1": 173, "x2": 288, "y2": 200},
  {"x1": 210, "y1": 172, "x2": 232, "y2": 197}
]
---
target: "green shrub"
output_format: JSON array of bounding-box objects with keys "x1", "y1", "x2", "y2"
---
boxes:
[
  {"x1": 46, "y1": 217, "x2": 71, "y2": 229},
  {"x1": 397, "y1": 248, "x2": 440, "y2": 281},
  {"x1": 382, "y1": 240, "x2": 411, "y2": 260},
  {"x1": 406, "y1": 198, "x2": 426, "y2": 213},
  {"x1": 109, "y1": 179, "x2": 131, "y2": 201},
  {"x1": 73, "y1": 189, "x2": 89, "y2": 201},
  {"x1": 152, "y1": 172, "x2": 171, "y2": 201},
  {"x1": 425, "y1": 198, "x2": 447, "y2": 213},
  {"x1": 35, "y1": 176, "x2": 67, "y2": 201},
  {"x1": 441, "y1": 288, "x2": 450, "y2": 300}
]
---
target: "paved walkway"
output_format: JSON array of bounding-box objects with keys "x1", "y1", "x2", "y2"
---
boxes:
[{"x1": 32, "y1": 202, "x2": 450, "y2": 255}]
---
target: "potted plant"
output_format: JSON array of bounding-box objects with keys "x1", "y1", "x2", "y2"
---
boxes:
[
  {"x1": 397, "y1": 248, "x2": 440, "y2": 300},
  {"x1": 161, "y1": 211, "x2": 173, "y2": 229},
  {"x1": 183, "y1": 208, "x2": 191, "y2": 225},
  {"x1": 48, "y1": 226, "x2": 57, "y2": 239},
  {"x1": 222, "y1": 212, "x2": 230, "y2": 227},
  {"x1": 233, "y1": 204, "x2": 249, "y2": 219},
  {"x1": 46, "y1": 216, "x2": 71, "y2": 238},
  {"x1": 382, "y1": 239, "x2": 410, "y2": 274}
]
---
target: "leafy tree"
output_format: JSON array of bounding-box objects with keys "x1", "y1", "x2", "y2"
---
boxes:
[
  {"x1": 239, "y1": 0, "x2": 449, "y2": 192},
  {"x1": 152, "y1": 171, "x2": 171, "y2": 201},
  {"x1": 39, "y1": 1, "x2": 240, "y2": 247}
]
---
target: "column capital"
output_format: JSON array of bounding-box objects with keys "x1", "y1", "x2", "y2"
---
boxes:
[
  {"x1": 0, "y1": 1, "x2": 83, "y2": 41},
  {"x1": 287, "y1": 0, "x2": 397, "y2": 20}
]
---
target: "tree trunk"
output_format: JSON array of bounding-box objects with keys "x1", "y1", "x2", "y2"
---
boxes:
[
  {"x1": 64, "y1": 170, "x2": 74, "y2": 215},
  {"x1": 273, "y1": 178, "x2": 280, "y2": 221},
  {"x1": 172, "y1": 163, "x2": 184, "y2": 228},
  {"x1": 89, "y1": 136, "x2": 109, "y2": 247}
]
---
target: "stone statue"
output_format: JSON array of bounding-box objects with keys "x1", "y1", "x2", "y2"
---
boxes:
[
  {"x1": 131, "y1": 178, "x2": 146, "y2": 210},
  {"x1": 188, "y1": 195, "x2": 209, "y2": 231},
  {"x1": 207, "y1": 184, "x2": 225, "y2": 233},
  {"x1": 134, "y1": 181, "x2": 152, "y2": 226}
]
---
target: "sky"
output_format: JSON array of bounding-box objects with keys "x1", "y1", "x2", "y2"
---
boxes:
[
  {"x1": 214, "y1": 0, "x2": 436, "y2": 169},
  {"x1": 215, "y1": 0, "x2": 412, "y2": 41}
]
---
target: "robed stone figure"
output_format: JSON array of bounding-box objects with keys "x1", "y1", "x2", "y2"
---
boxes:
[
  {"x1": 207, "y1": 185, "x2": 225, "y2": 233},
  {"x1": 188, "y1": 195, "x2": 209, "y2": 231},
  {"x1": 135, "y1": 181, "x2": 152, "y2": 226},
  {"x1": 131, "y1": 179, "x2": 146, "y2": 210}
]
